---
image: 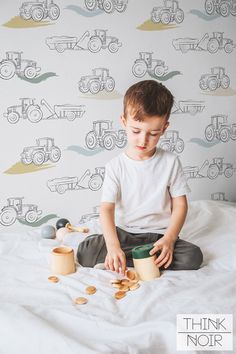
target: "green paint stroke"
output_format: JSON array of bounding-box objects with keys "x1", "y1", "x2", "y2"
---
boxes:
[
  {"x1": 149, "y1": 71, "x2": 182, "y2": 81},
  {"x1": 18, "y1": 214, "x2": 58, "y2": 227},
  {"x1": 17, "y1": 72, "x2": 57, "y2": 83}
]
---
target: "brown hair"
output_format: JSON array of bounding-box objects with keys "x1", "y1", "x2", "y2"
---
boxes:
[{"x1": 123, "y1": 80, "x2": 174, "y2": 121}]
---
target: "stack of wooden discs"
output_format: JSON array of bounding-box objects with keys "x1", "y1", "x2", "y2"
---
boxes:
[{"x1": 111, "y1": 269, "x2": 140, "y2": 300}]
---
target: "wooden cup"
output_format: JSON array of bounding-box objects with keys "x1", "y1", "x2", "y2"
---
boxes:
[{"x1": 51, "y1": 246, "x2": 76, "y2": 275}]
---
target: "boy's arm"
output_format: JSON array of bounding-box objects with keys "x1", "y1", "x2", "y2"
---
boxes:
[{"x1": 100, "y1": 202, "x2": 126, "y2": 274}]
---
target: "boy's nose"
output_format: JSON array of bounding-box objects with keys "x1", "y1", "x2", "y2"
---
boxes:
[{"x1": 139, "y1": 134, "x2": 148, "y2": 146}]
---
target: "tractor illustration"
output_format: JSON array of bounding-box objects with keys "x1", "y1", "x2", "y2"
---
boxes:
[
  {"x1": 47, "y1": 168, "x2": 105, "y2": 194},
  {"x1": 205, "y1": 0, "x2": 236, "y2": 17},
  {"x1": 19, "y1": 0, "x2": 60, "y2": 21},
  {"x1": 151, "y1": 0, "x2": 184, "y2": 24},
  {"x1": 78, "y1": 68, "x2": 115, "y2": 94},
  {"x1": 207, "y1": 158, "x2": 235, "y2": 179},
  {"x1": 84, "y1": 0, "x2": 128, "y2": 13},
  {"x1": 211, "y1": 192, "x2": 228, "y2": 201},
  {"x1": 85, "y1": 120, "x2": 127, "y2": 150},
  {"x1": 0, "y1": 51, "x2": 41, "y2": 80},
  {"x1": 205, "y1": 115, "x2": 236, "y2": 142},
  {"x1": 132, "y1": 52, "x2": 168, "y2": 78},
  {"x1": 199, "y1": 67, "x2": 230, "y2": 91},
  {"x1": 46, "y1": 30, "x2": 122, "y2": 53},
  {"x1": 207, "y1": 32, "x2": 235, "y2": 53},
  {"x1": 0, "y1": 197, "x2": 42, "y2": 226},
  {"x1": 79, "y1": 206, "x2": 100, "y2": 224},
  {"x1": 20, "y1": 137, "x2": 61, "y2": 165},
  {"x1": 159, "y1": 130, "x2": 184, "y2": 153},
  {"x1": 3, "y1": 98, "x2": 43, "y2": 124}
]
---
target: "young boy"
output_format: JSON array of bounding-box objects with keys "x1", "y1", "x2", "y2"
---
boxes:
[{"x1": 77, "y1": 80, "x2": 203, "y2": 274}]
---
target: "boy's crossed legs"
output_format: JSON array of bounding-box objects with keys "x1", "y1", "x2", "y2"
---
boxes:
[{"x1": 77, "y1": 227, "x2": 203, "y2": 271}]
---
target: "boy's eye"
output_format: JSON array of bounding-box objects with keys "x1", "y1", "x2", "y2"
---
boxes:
[{"x1": 132, "y1": 130, "x2": 140, "y2": 134}]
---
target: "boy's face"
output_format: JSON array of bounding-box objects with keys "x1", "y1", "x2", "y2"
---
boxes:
[{"x1": 120, "y1": 113, "x2": 169, "y2": 159}]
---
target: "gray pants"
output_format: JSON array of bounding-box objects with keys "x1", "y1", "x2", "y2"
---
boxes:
[{"x1": 77, "y1": 227, "x2": 203, "y2": 270}]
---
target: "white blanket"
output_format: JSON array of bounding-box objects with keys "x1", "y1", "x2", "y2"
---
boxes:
[{"x1": 0, "y1": 200, "x2": 235, "y2": 354}]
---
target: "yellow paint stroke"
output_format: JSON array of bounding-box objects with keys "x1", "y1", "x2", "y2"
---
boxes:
[
  {"x1": 4, "y1": 162, "x2": 55, "y2": 175},
  {"x1": 3, "y1": 16, "x2": 53, "y2": 28},
  {"x1": 200, "y1": 87, "x2": 236, "y2": 96},
  {"x1": 137, "y1": 19, "x2": 177, "y2": 31},
  {"x1": 79, "y1": 90, "x2": 123, "y2": 100}
]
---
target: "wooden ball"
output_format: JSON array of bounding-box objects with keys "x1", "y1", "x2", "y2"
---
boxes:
[
  {"x1": 56, "y1": 218, "x2": 70, "y2": 230},
  {"x1": 56, "y1": 227, "x2": 70, "y2": 241}
]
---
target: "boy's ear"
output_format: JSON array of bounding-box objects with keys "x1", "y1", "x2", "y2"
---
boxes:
[
  {"x1": 162, "y1": 121, "x2": 169, "y2": 134},
  {"x1": 120, "y1": 115, "x2": 126, "y2": 128}
]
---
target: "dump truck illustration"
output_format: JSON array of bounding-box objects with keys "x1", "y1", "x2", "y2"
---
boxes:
[
  {"x1": 47, "y1": 168, "x2": 105, "y2": 194},
  {"x1": 41, "y1": 99, "x2": 85, "y2": 121},
  {"x1": 46, "y1": 30, "x2": 122, "y2": 53},
  {"x1": 132, "y1": 52, "x2": 168, "y2": 78},
  {"x1": 199, "y1": 67, "x2": 230, "y2": 91},
  {"x1": 205, "y1": 0, "x2": 236, "y2": 17},
  {"x1": 159, "y1": 130, "x2": 184, "y2": 153},
  {"x1": 211, "y1": 192, "x2": 228, "y2": 201},
  {"x1": 172, "y1": 100, "x2": 205, "y2": 115},
  {"x1": 0, "y1": 197, "x2": 42, "y2": 226},
  {"x1": 78, "y1": 68, "x2": 115, "y2": 94},
  {"x1": 0, "y1": 51, "x2": 41, "y2": 80},
  {"x1": 79, "y1": 206, "x2": 100, "y2": 224},
  {"x1": 85, "y1": 120, "x2": 127, "y2": 150},
  {"x1": 21, "y1": 137, "x2": 61, "y2": 165},
  {"x1": 205, "y1": 115, "x2": 236, "y2": 142},
  {"x1": 84, "y1": 0, "x2": 128, "y2": 13},
  {"x1": 19, "y1": 0, "x2": 60, "y2": 21},
  {"x1": 3, "y1": 98, "x2": 43, "y2": 124},
  {"x1": 172, "y1": 32, "x2": 235, "y2": 54},
  {"x1": 151, "y1": 0, "x2": 184, "y2": 24},
  {"x1": 183, "y1": 158, "x2": 235, "y2": 180}
]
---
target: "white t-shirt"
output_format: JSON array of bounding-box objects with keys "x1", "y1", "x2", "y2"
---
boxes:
[{"x1": 101, "y1": 148, "x2": 190, "y2": 234}]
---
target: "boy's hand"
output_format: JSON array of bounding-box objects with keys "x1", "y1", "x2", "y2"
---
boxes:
[
  {"x1": 149, "y1": 237, "x2": 175, "y2": 269},
  {"x1": 105, "y1": 246, "x2": 127, "y2": 275}
]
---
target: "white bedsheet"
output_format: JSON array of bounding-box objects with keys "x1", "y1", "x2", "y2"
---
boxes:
[{"x1": 0, "y1": 200, "x2": 235, "y2": 354}]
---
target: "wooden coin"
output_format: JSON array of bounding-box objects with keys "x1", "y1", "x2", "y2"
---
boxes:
[
  {"x1": 112, "y1": 283, "x2": 122, "y2": 289},
  {"x1": 85, "y1": 286, "x2": 97, "y2": 295},
  {"x1": 120, "y1": 278, "x2": 130, "y2": 285},
  {"x1": 114, "y1": 291, "x2": 126, "y2": 300},
  {"x1": 74, "y1": 297, "x2": 88, "y2": 305},
  {"x1": 126, "y1": 269, "x2": 139, "y2": 281},
  {"x1": 118, "y1": 284, "x2": 129, "y2": 292},
  {"x1": 110, "y1": 279, "x2": 121, "y2": 285},
  {"x1": 129, "y1": 282, "x2": 140, "y2": 291},
  {"x1": 48, "y1": 276, "x2": 59, "y2": 283}
]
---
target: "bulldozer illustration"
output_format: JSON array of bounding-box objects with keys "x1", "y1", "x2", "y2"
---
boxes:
[
  {"x1": 199, "y1": 67, "x2": 230, "y2": 91},
  {"x1": 46, "y1": 30, "x2": 122, "y2": 53},
  {"x1": 20, "y1": 137, "x2": 61, "y2": 165},
  {"x1": 211, "y1": 192, "x2": 228, "y2": 201},
  {"x1": 172, "y1": 100, "x2": 205, "y2": 115},
  {"x1": 205, "y1": 115, "x2": 236, "y2": 142},
  {"x1": 205, "y1": 0, "x2": 236, "y2": 17},
  {"x1": 0, "y1": 51, "x2": 41, "y2": 80},
  {"x1": 151, "y1": 0, "x2": 184, "y2": 24},
  {"x1": 183, "y1": 158, "x2": 235, "y2": 180},
  {"x1": 19, "y1": 0, "x2": 60, "y2": 22},
  {"x1": 47, "y1": 168, "x2": 105, "y2": 194},
  {"x1": 85, "y1": 120, "x2": 127, "y2": 150},
  {"x1": 84, "y1": 0, "x2": 128, "y2": 13},
  {"x1": 132, "y1": 52, "x2": 168, "y2": 78},
  {"x1": 78, "y1": 68, "x2": 115, "y2": 94},
  {"x1": 172, "y1": 32, "x2": 235, "y2": 54},
  {"x1": 159, "y1": 130, "x2": 184, "y2": 153},
  {"x1": 0, "y1": 197, "x2": 42, "y2": 226}
]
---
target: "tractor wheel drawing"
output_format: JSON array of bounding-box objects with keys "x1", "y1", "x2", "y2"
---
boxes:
[
  {"x1": 79, "y1": 85, "x2": 89, "y2": 93},
  {"x1": 221, "y1": 76, "x2": 230, "y2": 89},
  {"x1": 90, "y1": 81, "x2": 100, "y2": 94},
  {"x1": 66, "y1": 112, "x2": 76, "y2": 121},
  {"x1": 20, "y1": 12, "x2": 31, "y2": 20},
  {"x1": 154, "y1": 65, "x2": 165, "y2": 77},
  {"x1": 0, "y1": 207, "x2": 17, "y2": 226},
  {"x1": 205, "y1": 125, "x2": 214, "y2": 141},
  {"x1": 199, "y1": 80, "x2": 208, "y2": 90},
  {"x1": 116, "y1": 2, "x2": 127, "y2": 12},
  {"x1": 88, "y1": 174, "x2": 103, "y2": 191},
  {"x1": 21, "y1": 156, "x2": 33, "y2": 165},
  {"x1": 88, "y1": 37, "x2": 102, "y2": 53},
  {"x1": 56, "y1": 185, "x2": 67, "y2": 194},
  {"x1": 207, "y1": 39, "x2": 219, "y2": 53},
  {"x1": 0, "y1": 62, "x2": 15, "y2": 80},
  {"x1": 219, "y1": 3, "x2": 230, "y2": 16},
  {"x1": 161, "y1": 12, "x2": 171, "y2": 25},
  {"x1": 50, "y1": 147, "x2": 61, "y2": 163},
  {"x1": 175, "y1": 140, "x2": 184, "y2": 153},
  {"x1": 32, "y1": 151, "x2": 45, "y2": 165},
  {"x1": 230, "y1": 6, "x2": 236, "y2": 16},
  {"x1": 220, "y1": 128, "x2": 230, "y2": 142},
  {"x1": 7, "y1": 112, "x2": 20, "y2": 124},
  {"x1": 224, "y1": 43, "x2": 234, "y2": 53},
  {"x1": 105, "y1": 78, "x2": 115, "y2": 92},
  {"x1": 132, "y1": 61, "x2": 147, "y2": 78},
  {"x1": 55, "y1": 43, "x2": 66, "y2": 53},
  {"x1": 27, "y1": 106, "x2": 43, "y2": 123},
  {"x1": 188, "y1": 106, "x2": 198, "y2": 115},
  {"x1": 208, "y1": 78, "x2": 218, "y2": 91},
  {"x1": 25, "y1": 210, "x2": 38, "y2": 223},
  {"x1": 24, "y1": 66, "x2": 37, "y2": 79},
  {"x1": 207, "y1": 164, "x2": 219, "y2": 179},
  {"x1": 116, "y1": 139, "x2": 127, "y2": 148},
  {"x1": 86, "y1": 131, "x2": 98, "y2": 149},
  {"x1": 160, "y1": 142, "x2": 171, "y2": 151},
  {"x1": 224, "y1": 167, "x2": 233, "y2": 178},
  {"x1": 108, "y1": 42, "x2": 119, "y2": 53},
  {"x1": 175, "y1": 9, "x2": 184, "y2": 23},
  {"x1": 103, "y1": 0, "x2": 114, "y2": 13},
  {"x1": 103, "y1": 134, "x2": 116, "y2": 150},
  {"x1": 32, "y1": 7, "x2": 44, "y2": 21},
  {"x1": 205, "y1": 0, "x2": 215, "y2": 15},
  {"x1": 48, "y1": 5, "x2": 60, "y2": 20},
  {"x1": 151, "y1": 11, "x2": 160, "y2": 23},
  {"x1": 85, "y1": 0, "x2": 97, "y2": 11}
]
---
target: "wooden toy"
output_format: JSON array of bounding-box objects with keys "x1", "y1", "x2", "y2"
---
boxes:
[
  {"x1": 41, "y1": 225, "x2": 56, "y2": 239},
  {"x1": 56, "y1": 218, "x2": 89, "y2": 233},
  {"x1": 51, "y1": 246, "x2": 75, "y2": 275},
  {"x1": 56, "y1": 227, "x2": 70, "y2": 241}
]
